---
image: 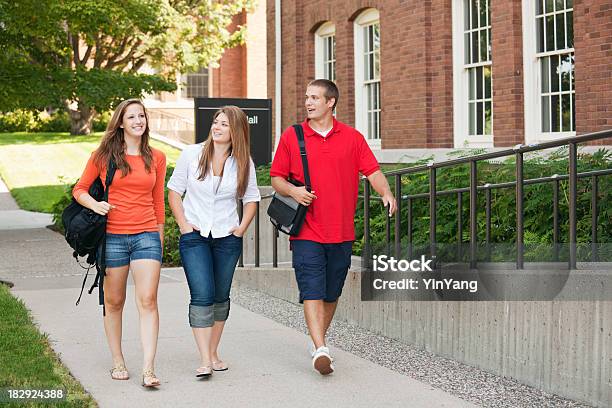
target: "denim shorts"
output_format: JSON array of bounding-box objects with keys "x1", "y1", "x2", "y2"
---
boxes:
[
  {"x1": 104, "y1": 231, "x2": 162, "y2": 268},
  {"x1": 291, "y1": 240, "x2": 353, "y2": 303}
]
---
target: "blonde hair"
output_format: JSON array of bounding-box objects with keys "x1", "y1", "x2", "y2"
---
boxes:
[
  {"x1": 197, "y1": 106, "x2": 251, "y2": 198},
  {"x1": 94, "y1": 99, "x2": 153, "y2": 175}
]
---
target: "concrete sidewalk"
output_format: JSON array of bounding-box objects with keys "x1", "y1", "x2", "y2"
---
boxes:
[{"x1": 0, "y1": 185, "x2": 476, "y2": 407}]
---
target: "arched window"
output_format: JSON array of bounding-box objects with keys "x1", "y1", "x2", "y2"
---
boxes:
[
  {"x1": 354, "y1": 9, "x2": 381, "y2": 142},
  {"x1": 315, "y1": 22, "x2": 336, "y2": 82}
]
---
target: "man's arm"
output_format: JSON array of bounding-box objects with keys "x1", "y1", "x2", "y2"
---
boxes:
[
  {"x1": 366, "y1": 170, "x2": 397, "y2": 216},
  {"x1": 271, "y1": 177, "x2": 317, "y2": 206}
]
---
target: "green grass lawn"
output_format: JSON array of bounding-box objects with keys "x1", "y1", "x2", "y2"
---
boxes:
[
  {"x1": 0, "y1": 132, "x2": 181, "y2": 213},
  {"x1": 0, "y1": 284, "x2": 97, "y2": 407}
]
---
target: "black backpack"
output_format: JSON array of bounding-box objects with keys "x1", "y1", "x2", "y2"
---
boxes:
[{"x1": 62, "y1": 159, "x2": 116, "y2": 308}]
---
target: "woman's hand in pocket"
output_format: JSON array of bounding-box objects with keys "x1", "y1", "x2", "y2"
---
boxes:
[
  {"x1": 179, "y1": 223, "x2": 199, "y2": 235},
  {"x1": 229, "y1": 226, "x2": 245, "y2": 238}
]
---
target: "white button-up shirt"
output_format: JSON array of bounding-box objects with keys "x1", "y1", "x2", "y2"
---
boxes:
[{"x1": 167, "y1": 143, "x2": 261, "y2": 238}]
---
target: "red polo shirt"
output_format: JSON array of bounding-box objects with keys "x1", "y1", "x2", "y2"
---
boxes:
[{"x1": 270, "y1": 119, "x2": 380, "y2": 243}]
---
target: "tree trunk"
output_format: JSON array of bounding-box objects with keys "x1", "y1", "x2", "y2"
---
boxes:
[{"x1": 69, "y1": 102, "x2": 94, "y2": 135}]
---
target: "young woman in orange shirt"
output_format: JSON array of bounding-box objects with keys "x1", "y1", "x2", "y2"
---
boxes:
[{"x1": 73, "y1": 99, "x2": 166, "y2": 387}]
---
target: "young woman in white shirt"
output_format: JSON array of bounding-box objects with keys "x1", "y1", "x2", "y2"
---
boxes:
[{"x1": 167, "y1": 106, "x2": 260, "y2": 378}]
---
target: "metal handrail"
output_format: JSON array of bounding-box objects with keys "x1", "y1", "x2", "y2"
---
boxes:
[{"x1": 364, "y1": 129, "x2": 612, "y2": 270}]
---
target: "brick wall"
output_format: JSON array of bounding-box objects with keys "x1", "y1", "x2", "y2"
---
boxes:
[
  {"x1": 211, "y1": 12, "x2": 247, "y2": 98},
  {"x1": 574, "y1": 0, "x2": 612, "y2": 145},
  {"x1": 491, "y1": 0, "x2": 524, "y2": 147},
  {"x1": 268, "y1": 0, "x2": 611, "y2": 149}
]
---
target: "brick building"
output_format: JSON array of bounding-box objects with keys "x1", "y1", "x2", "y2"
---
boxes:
[{"x1": 267, "y1": 0, "x2": 611, "y2": 158}]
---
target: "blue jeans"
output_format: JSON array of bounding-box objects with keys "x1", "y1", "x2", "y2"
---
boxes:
[
  {"x1": 105, "y1": 231, "x2": 162, "y2": 268},
  {"x1": 179, "y1": 232, "x2": 243, "y2": 328}
]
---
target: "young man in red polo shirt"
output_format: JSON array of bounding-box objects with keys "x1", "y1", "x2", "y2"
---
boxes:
[{"x1": 271, "y1": 79, "x2": 396, "y2": 375}]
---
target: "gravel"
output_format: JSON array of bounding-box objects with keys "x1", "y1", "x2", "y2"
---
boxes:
[{"x1": 231, "y1": 284, "x2": 593, "y2": 408}]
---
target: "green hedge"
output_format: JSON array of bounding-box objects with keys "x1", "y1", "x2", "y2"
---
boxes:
[
  {"x1": 353, "y1": 148, "x2": 612, "y2": 260},
  {"x1": 0, "y1": 110, "x2": 110, "y2": 133}
]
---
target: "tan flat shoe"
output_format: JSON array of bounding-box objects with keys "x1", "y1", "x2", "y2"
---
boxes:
[
  {"x1": 142, "y1": 369, "x2": 160, "y2": 387},
  {"x1": 196, "y1": 366, "x2": 213, "y2": 378},
  {"x1": 212, "y1": 360, "x2": 228, "y2": 371},
  {"x1": 110, "y1": 363, "x2": 129, "y2": 380}
]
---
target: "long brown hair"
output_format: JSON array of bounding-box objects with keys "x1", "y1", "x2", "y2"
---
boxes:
[
  {"x1": 197, "y1": 106, "x2": 251, "y2": 198},
  {"x1": 93, "y1": 99, "x2": 153, "y2": 175}
]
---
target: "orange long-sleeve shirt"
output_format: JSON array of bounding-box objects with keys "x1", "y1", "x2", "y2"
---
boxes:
[{"x1": 73, "y1": 149, "x2": 166, "y2": 234}]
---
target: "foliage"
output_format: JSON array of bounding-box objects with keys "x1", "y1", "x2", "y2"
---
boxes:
[
  {"x1": 354, "y1": 148, "x2": 612, "y2": 261},
  {"x1": 0, "y1": 110, "x2": 110, "y2": 133},
  {"x1": 0, "y1": 0, "x2": 255, "y2": 133}
]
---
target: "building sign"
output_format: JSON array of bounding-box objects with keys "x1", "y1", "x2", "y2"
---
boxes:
[{"x1": 194, "y1": 98, "x2": 272, "y2": 166}]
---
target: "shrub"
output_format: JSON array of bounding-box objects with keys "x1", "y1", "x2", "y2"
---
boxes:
[
  {"x1": 92, "y1": 111, "x2": 111, "y2": 132},
  {"x1": 0, "y1": 110, "x2": 37, "y2": 132}
]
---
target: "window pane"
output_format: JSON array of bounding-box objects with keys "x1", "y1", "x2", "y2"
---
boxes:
[
  {"x1": 536, "y1": 0, "x2": 543, "y2": 15},
  {"x1": 541, "y1": 57, "x2": 550, "y2": 93},
  {"x1": 545, "y1": 0, "x2": 554, "y2": 13},
  {"x1": 485, "y1": 101, "x2": 492, "y2": 135},
  {"x1": 567, "y1": 11, "x2": 573, "y2": 48},
  {"x1": 550, "y1": 55, "x2": 559, "y2": 92},
  {"x1": 465, "y1": 33, "x2": 471, "y2": 63},
  {"x1": 469, "y1": 103, "x2": 475, "y2": 134},
  {"x1": 484, "y1": 66, "x2": 491, "y2": 98},
  {"x1": 464, "y1": 0, "x2": 470, "y2": 29},
  {"x1": 369, "y1": 25, "x2": 374, "y2": 52},
  {"x1": 476, "y1": 66, "x2": 483, "y2": 99},
  {"x1": 469, "y1": 68, "x2": 475, "y2": 100},
  {"x1": 571, "y1": 94, "x2": 575, "y2": 130},
  {"x1": 487, "y1": 28, "x2": 492, "y2": 60},
  {"x1": 551, "y1": 94, "x2": 560, "y2": 132},
  {"x1": 555, "y1": 0, "x2": 564, "y2": 12},
  {"x1": 562, "y1": 93, "x2": 571, "y2": 131},
  {"x1": 479, "y1": 0, "x2": 487, "y2": 27},
  {"x1": 472, "y1": 31, "x2": 478, "y2": 62},
  {"x1": 542, "y1": 96, "x2": 550, "y2": 132},
  {"x1": 472, "y1": 0, "x2": 478, "y2": 29},
  {"x1": 477, "y1": 102, "x2": 483, "y2": 135},
  {"x1": 556, "y1": 13, "x2": 565, "y2": 49},
  {"x1": 546, "y1": 15, "x2": 555, "y2": 52},
  {"x1": 537, "y1": 18, "x2": 544, "y2": 53},
  {"x1": 561, "y1": 54, "x2": 571, "y2": 91},
  {"x1": 480, "y1": 30, "x2": 487, "y2": 61},
  {"x1": 567, "y1": 0, "x2": 573, "y2": 8}
]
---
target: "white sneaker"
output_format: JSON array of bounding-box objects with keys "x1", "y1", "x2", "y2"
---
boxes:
[
  {"x1": 308, "y1": 340, "x2": 316, "y2": 358},
  {"x1": 312, "y1": 346, "x2": 334, "y2": 375}
]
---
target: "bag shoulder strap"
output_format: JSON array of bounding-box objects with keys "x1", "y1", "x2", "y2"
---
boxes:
[
  {"x1": 292, "y1": 124, "x2": 311, "y2": 192},
  {"x1": 103, "y1": 158, "x2": 117, "y2": 201}
]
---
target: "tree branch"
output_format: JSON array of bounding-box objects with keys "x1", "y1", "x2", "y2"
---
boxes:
[
  {"x1": 104, "y1": 35, "x2": 130, "y2": 69},
  {"x1": 107, "y1": 39, "x2": 143, "y2": 71},
  {"x1": 80, "y1": 44, "x2": 93, "y2": 65}
]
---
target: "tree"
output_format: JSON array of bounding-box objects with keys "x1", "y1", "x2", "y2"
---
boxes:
[{"x1": 0, "y1": 0, "x2": 254, "y2": 134}]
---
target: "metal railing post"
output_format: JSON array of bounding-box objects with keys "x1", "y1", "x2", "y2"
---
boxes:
[
  {"x1": 516, "y1": 150, "x2": 524, "y2": 269},
  {"x1": 470, "y1": 160, "x2": 478, "y2": 268},
  {"x1": 569, "y1": 143, "x2": 577, "y2": 269}
]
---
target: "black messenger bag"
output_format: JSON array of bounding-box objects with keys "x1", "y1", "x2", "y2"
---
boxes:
[{"x1": 267, "y1": 124, "x2": 311, "y2": 236}]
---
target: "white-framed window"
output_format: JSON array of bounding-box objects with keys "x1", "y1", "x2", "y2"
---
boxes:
[
  {"x1": 354, "y1": 8, "x2": 381, "y2": 145},
  {"x1": 452, "y1": 0, "x2": 493, "y2": 147},
  {"x1": 523, "y1": 0, "x2": 575, "y2": 142},
  {"x1": 183, "y1": 66, "x2": 210, "y2": 98},
  {"x1": 315, "y1": 22, "x2": 336, "y2": 82}
]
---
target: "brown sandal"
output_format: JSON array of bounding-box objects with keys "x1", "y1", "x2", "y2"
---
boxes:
[
  {"x1": 142, "y1": 369, "x2": 160, "y2": 387},
  {"x1": 110, "y1": 363, "x2": 129, "y2": 380}
]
